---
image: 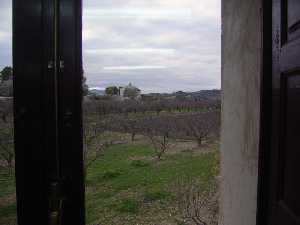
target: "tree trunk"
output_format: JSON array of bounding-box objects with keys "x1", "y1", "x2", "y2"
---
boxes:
[
  {"x1": 197, "y1": 137, "x2": 202, "y2": 147},
  {"x1": 131, "y1": 133, "x2": 135, "y2": 142},
  {"x1": 157, "y1": 150, "x2": 164, "y2": 160}
]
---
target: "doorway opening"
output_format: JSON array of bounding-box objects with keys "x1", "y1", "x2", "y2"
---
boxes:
[
  {"x1": 82, "y1": 1, "x2": 221, "y2": 224},
  {"x1": 2, "y1": 1, "x2": 281, "y2": 225}
]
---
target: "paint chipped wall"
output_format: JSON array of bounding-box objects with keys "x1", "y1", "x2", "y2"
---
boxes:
[{"x1": 220, "y1": 0, "x2": 262, "y2": 224}]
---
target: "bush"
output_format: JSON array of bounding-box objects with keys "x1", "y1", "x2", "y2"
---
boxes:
[
  {"x1": 130, "y1": 160, "x2": 150, "y2": 168},
  {"x1": 114, "y1": 198, "x2": 139, "y2": 214},
  {"x1": 100, "y1": 169, "x2": 122, "y2": 181}
]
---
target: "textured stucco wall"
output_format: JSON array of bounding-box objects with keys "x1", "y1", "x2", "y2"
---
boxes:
[{"x1": 220, "y1": 0, "x2": 262, "y2": 225}]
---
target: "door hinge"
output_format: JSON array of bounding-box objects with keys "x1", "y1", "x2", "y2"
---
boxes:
[
  {"x1": 48, "y1": 181, "x2": 65, "y2": 225},
  {"x1": 48, "y1": 61, "x2": 54, "y2": 69}
]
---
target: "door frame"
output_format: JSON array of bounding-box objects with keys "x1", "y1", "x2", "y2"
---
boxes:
[
  {"x1": 257, "y1": 0, "x2": 279, "y2": 224},
  {"x1": 12, "y1": 0, "x2": 274, "y2": 224},
  {"x1": 13, "y1": 0, "x2": 85, "y2": 224}
]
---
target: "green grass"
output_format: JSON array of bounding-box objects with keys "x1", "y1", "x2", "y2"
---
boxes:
[
  {"x1": 113, "y1": 198, "x2": 139, "y2": 214},
  {"x1": 131, "y1": 159, "x2": 150, "y2": 168},
  {"x1": 143, "y1": 190, "x2": 171, "y2": 203},
  {"x1": 0, "y1": 142, "x2": 219, "y2": 225},
  {"x1": 0, "y1": 204, "x2": 16, "y2": 219},
  {"x1": 0, "y1": 170, "x2": 15, "y2": 198},
  {"x1": 0, "y1": 170, "x2": 16, "y2": 225},
  {"x1": 85, "y1": 143, "x2": 219, "y2": 225}
]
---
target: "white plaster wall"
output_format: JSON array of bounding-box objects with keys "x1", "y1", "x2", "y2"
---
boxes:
[{"x1": 220, "y1": 0, "x2": 262, "y2": 224}]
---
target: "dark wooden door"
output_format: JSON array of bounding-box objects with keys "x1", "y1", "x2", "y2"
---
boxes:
[
  {"x1": 13, "y1": 0, "x2": 84, "y2": 224},
  {"x1": 57, "y1": 0, "x2": 85, "y2": 224},
  {"x1": 270, "y1": 0, "x2": 300, "y2": 224}
]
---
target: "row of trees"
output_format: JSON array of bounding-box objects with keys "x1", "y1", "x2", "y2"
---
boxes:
[
  {"x1": 0, "y1": 85, "x2": 220, "y2": 169},
  {"x1": 109, "y1": 112, "x2": 220, "y2": 144},
  {"x1": 83, "y1": 98, "x2": 220, "y2": 117},
  {"x1": 0, "y1": 98, "x2": 14, "y2": 171},
  {"x1": 0, "y1": 67, "x2": 13, "y2": 82},
  {"x1": 84, "y1": 111, "x2": 220, "y2": 162},
  {"x1": 0, "y1": 67, "x2": 13, "y2": 97}
]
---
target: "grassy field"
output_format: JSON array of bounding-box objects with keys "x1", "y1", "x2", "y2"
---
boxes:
[
  {"x1": 0, "y1": 139, "x2": 219, "y2": 225},
  {"x1": 0, "y1": 169, "x2": 16, "y2": 225}
]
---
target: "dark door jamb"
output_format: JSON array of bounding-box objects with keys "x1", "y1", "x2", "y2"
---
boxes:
[{"x1": 256, "y1": 0, "x2": 273, "y2": 225}]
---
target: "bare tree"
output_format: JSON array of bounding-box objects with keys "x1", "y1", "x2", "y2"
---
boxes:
[
  {"x1": 183, "y1": 112, "x2": 220, "y2": 147},
  {"x1": 0, "y1": 115, "x2": 14, "y2": 172},
  {"x1": 148, "y1": 134, "x2": 170, "y2": 160},
  {"x1": 119, "y1": 117, "x2": 140, "y2": 142},
  {"x1": 0, "y1": 97, "x2": 13, "y2": 123},
  {"x1": 82, "y1": 94, "x2": 219, "y2": 118},
  {"x1": 142, "y1": 116, "x2": 174, "y2": 160},
  {"x1": 174, "y1": 178, "x2": 219, "y2": 225},
  {"x1": 82, "y1": 115, "x2": 114, "y2": 175}
]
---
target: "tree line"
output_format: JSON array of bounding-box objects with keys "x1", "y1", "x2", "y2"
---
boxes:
[
  {"x1": 83, "y1": 109, "x2": 220, "y2": 166},
  {"x1": 83, "y1": 97, "x2": 220, "y2": 117},
  {"x1": 0, "y1": 87, "x2": 221, "y2": 170}
]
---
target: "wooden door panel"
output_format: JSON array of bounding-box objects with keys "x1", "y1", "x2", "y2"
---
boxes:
[
  {"x1": 13, "y1": 1, "x2": 48, "y2": 224},
  {"x1": 277, "y1": 73, "x2": 300, "y2": 224},
  {"x1": 58, "y1": 0, "x2": 85, "y2": 224},
  {"x1": 270, "y1": 0, "x2": 300, "y2": 224},
  {"x1": 13, "y1": 0, "x2": 84, "y2": 224},
  {"x1": 287, "y1": 0, "x2": 300, "y2": 41},
  {"x1": 281, "y1": 39, "x2": 300, "y2": 71},
  {"x1": 277, "y1": 201, "x2": 300, "y2": 225}
]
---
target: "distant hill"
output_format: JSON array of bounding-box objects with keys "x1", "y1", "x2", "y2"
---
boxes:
[
  {"x1": 144, "y1": 89, "x2": 221, "y2": 101},
  {"x1": 188, "y1": 89, "x2": 221, "y2": 101}
]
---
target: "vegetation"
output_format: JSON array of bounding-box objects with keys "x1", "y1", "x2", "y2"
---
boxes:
[
  {"x1": 0, "y1": 67, "x2": 13, "y2": 97},
  {"x1": 0, "y1": 169, "x2": 16, "y2": 225},
  {"x1": 0, "y1": 139, "x2": 219, "y2": 225},
  {"x1": 81, "y1": 93, "x2": 220, "y2": 224},
  {"x1": 0, "y1": 73, "x2": 221, "y2": 225},
  {"x1": 82, "y1": 76, "x2": 89, "y2": 96},
  {"x1": 0, "y1": 67, "x2": 13, "y2": 82},
  {"x1": 0, "y1": 104, "x2": 14, "y2": 172},
  {"x1": 85, "y1": 141, "x2": 219, "y2": 225},
  {"x1": 105, "y1": 86, "x2": 119, "y2": 95}
]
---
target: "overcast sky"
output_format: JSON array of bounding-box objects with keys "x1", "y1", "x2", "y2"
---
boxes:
[
  {"x1": 0, "y1": 0, "x2": 221, "y2": 93},
  {"x1": 0, "y1": 0, "x2": 12, "y2": 70}
]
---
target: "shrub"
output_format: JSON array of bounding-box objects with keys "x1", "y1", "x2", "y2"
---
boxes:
[
  {"x1": 130, "y1": 160, "x2": 150, "y2": 168},
  {"x1": 115, "y1": 198, "x2": 139, "y2": 214},
  {"x1": 100, "y1": 169, "x2": 122, "y2": 180}
]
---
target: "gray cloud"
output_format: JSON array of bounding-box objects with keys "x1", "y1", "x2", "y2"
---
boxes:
[
  {"x1": 0, "y1": 0, "x2": 220, "y2": 93},
  {"x1": 83, "y1": 0, "x2": 221, "y2": 93},
  {"x1": 0, "y1": 0, "x2": 12, "y2": 68}
]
